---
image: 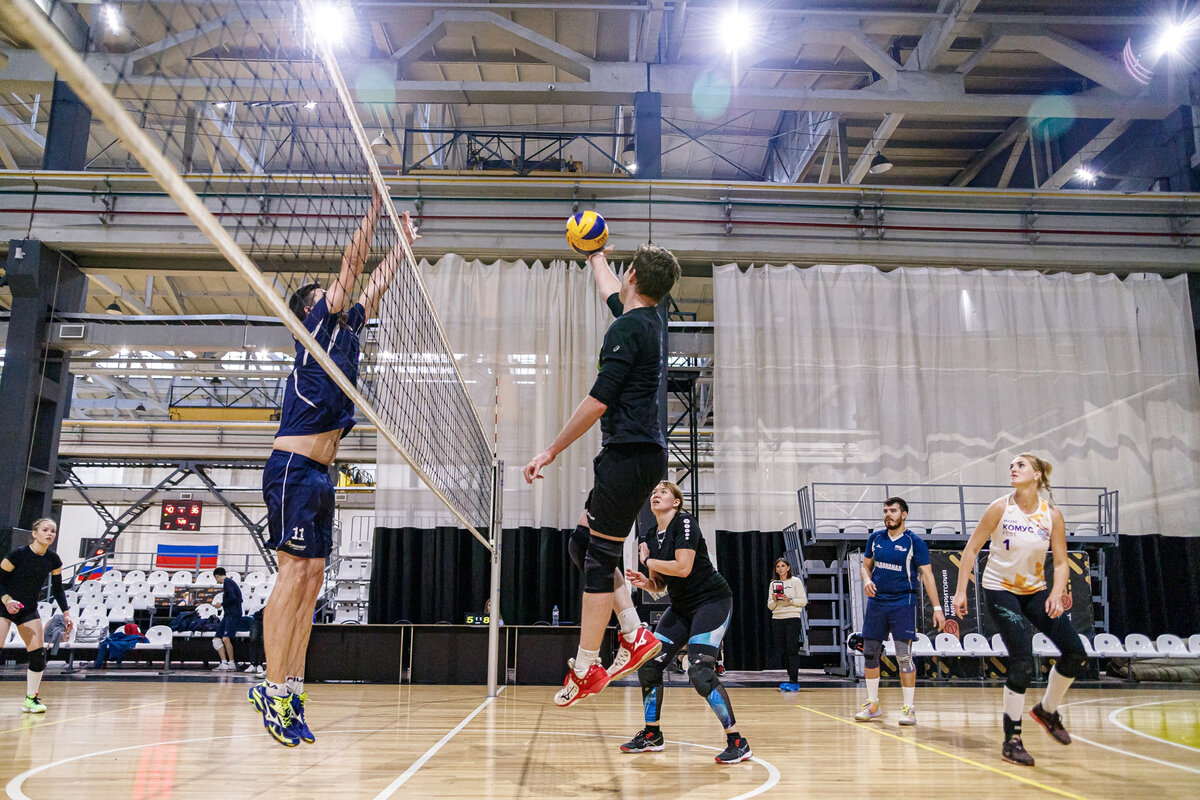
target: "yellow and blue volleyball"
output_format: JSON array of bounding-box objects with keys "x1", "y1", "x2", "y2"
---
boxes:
[{"x1": 565, "y1": 210, "x2": 609, "y2": 254}]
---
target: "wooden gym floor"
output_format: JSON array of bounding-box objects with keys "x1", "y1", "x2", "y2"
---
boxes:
[{"x1": 0, "y1": 680, "x2": 1197, "y2": 799}]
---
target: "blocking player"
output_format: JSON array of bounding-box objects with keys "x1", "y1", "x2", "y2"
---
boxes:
[
  {"x1": 953, "y1": 454, "x2": 1086, "y2": 767},
  {"x1": 251, "y1": 188, "x2": 419, "y2": 746},
  {"x1": 0, "y1": 518, "x2": 73, "y2": 713},
  {"x1": 622, "y1": 481, "x2": 752, "y2": 764},
  {"x1": 523, "y1": 243, "x2": 681, "y2": 707},
  {"x1": 854, "y1": 497, "x2": 945, "y2": 726}
]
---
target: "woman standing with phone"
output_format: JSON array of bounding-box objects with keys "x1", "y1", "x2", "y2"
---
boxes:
[{"x1": 768, "y1": 557, "x2": 807, "y2": 692}]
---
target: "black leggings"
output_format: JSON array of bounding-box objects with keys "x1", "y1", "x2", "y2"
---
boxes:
[
  {"x1": 771, "y1": 617, "x2": 802, "y2": 683},
  {"x1": 985, "y1": 588, "x2": 1086, "y2": 693}
]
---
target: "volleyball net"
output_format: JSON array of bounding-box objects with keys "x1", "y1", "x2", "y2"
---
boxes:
[{"x1": 1, "y1": 0, "x2": 495, "y2": 544}]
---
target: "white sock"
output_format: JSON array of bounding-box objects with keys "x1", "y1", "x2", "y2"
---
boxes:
[
  {"x1": 265, "y1": 680, "x2": 287, "y2": 698},
  {"x1": 902, "y1": 683, "x2": 915, "y2": 707},
  {"x1": 286, "y1": 676, "x2": 304, "y2": 695},
  {"x1": 573, "y1": 648, "x2": 600, "y2": 676},
  {"x1": 1041, "y1": 666, "x2": 1074, "y2": 713},
  {"x1": 617, "y1": 608, "x2": 641, "y2": 638},
  {"x1": 1003, "y1": 686, "x2": 1025, "y2": 721},
  {"x1": 866, "y1": 676, "x2": 880, "y2": 704},
  {"x1": 27, "y1": 668, "x2": 43, "y2": 697}
]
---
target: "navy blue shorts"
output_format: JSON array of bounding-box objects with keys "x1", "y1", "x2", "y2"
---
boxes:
[
  {"x1": 216, "y1": 608, "x2": 243, "y2": 638},
  {"x1": 263, "y1": 449, "x2": 335, "y2": 559},
  {"x1": 862, "y1": 600, "x2": 917, "y2": 643}
]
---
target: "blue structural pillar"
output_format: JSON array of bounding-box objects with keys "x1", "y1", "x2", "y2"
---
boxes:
[
  {"x1": 634, "y1": 91, "x2": 662, "y2": 180},
  {"x1": 0, "y1": 241, "x2": 87, "y2": 553},
  {"x1": 41, "y1": 79, "x2": 92, "y2": 171}
]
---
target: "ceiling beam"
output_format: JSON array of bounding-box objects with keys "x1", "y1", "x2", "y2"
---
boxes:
[
  {"x1": 1042, "y1": 118, "x2": 1132, "y2": 189},
  {"x1": 198, "y1": 103, "x2": 262, "y2": 174},
  {"x1": 637, "y1": 0, "x2": 666, "y2": 62},
  {"x1": 997, "y1": 129, "x2": 1029, "y2": 189},
  {"x1": 950, "y1": 116, "x2": 1026, "y2": 186},
  {"x1": 86, "y1": 274, "x2": 152, "y2": 315},
  {"x1": 389, "y1": 16, "x2": 448, "y2": 76},
  {"x1": 435, "y1": 9, "x2": 595, "y2": 81},
  {"x1": 991, "y1": 27, "x2": 1144, "y2": 95},
  {"x1": 846, "y1": 112, "x2": 904, "y2": 184},
  {"x1": 0, "y1": 130, "x2": 17, "y2": 168},
  {"x1": 127, "y1": 7, "x2": 271, "y2": 75},
  {"x1": 0, "y1": 103, "x2": 44, "y2": 150}
]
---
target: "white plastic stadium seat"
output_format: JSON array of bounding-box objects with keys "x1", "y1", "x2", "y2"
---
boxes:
[
  {"x1": 122, "y1": 570, "x2": 147, "y2": 584},
  {"x1": 813, "y1": 522, "x2": 841, "y2": 537},
  {"x1": 196, "y1": 603, "x2": 219, "y2": 620},
  {"x1": 140, "y1": 626, "x2": 173, "y2": 647},
  {"x1": 1033, "y1": 633, "x2": 1061, "y2": 658},
  {"x1": 37, "y1": 601, "x2": 54, "y2": 622},
  {"x1": 1092, "y1": 633, "x2": 1127, "y2": 657},
  {"x1": 1124, "y1": 634, "x2": 1158, "y2": 657},
  {"x1": 131, "y1": 592, "x2": 154, "y2": 612},
  {"x1": 1072, "y1": 523, "x2": 1099, "y2": 537},
  {"x1": 345, "y1": 539, "x2": 371, "y2": 558},
  {"x1": 906, "y1": 525, "x2": 928, "y2": 538},
  {"x1": 1155, "y1": 634, "x2": 1190, "y2": 657},
  {"x1": 1079, "y1": 634, "x2": 1096, "y2": 657},
  {"x1": 225, "y1": 571, "x2": 241, "y2": 584},
  {"x1": 935, "y1": 633, "x2": 965, "y2": 656},
  {"x1": 929, "y1": 522, "x2": 957, "y2": 536},
  {"x1": 99, "y1": 569, "x2": 123, "y2": 584},
  {"x1": 63, "y1": 590, "x2": 78, "y2": 608},
  {"x1": 170, "y1": 571, "x2": 193, "y2": 586},
  {"x1": 990, "y1": 633, "x2": 1009, "y2": 657},
  {"x1": 913, "y1": 633, "x2": 936, "y2": 657},
  {"x1": 124, "y1": 580, "x2": 148, "y2": 597},
  {"x1": 147, "y1": 570, "x2": 169, "y2": 584},
  {"x1": 77, "y1": 582, "x2": 102, "y2": 599},
  {"x1": 195, "y1": 570, "x2": 216, "y2": 586},
  {"x1": 842, "y1": 521, "x2": 870, "y2": 536},
  {"x1": 962, "y1": 633, "x2": 994, "y2": 656},
  {"x1": 1189, "y1": 635, "x2": 1200, "y2": 656},
  {"x1": 108, "y1": 603, "x2": 134, "y2": 624},
  {"x1": 244, "y1": 571, "x2": 267, "y2": 586}
]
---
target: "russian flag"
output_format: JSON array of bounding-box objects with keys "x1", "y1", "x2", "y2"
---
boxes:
[{"x1": 155, "y1": 544, "x2": 219, "y2": 570}]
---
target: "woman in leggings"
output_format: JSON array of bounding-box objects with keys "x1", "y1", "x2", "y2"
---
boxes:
[{"x1": 952, "y1": 453, "x2": 1086, "y2": 767}]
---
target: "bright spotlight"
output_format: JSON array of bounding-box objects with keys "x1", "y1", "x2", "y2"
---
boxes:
[
  {"x1": 103, "y1": 4, "x2": 122, "y2": 35},
  {"x1": 304, "y1": 100, "x2": 318, "y2": 110},
  {"x1": 308, "y1": 2, "x2": 348, "y2": 46},
  {"x1": 722, "y1": 9, "x2": 753, "y2": 54},
  {"x1": 1075, "y1": 165, "x2": 1097, "y2": 185},
  {"x1": 1156, "y1": 23, "x2": 1187, "y2": 57}
]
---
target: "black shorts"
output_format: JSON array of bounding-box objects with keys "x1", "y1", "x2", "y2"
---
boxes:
[
  {"x1": 585, "y1": 443, "x2": 667, "y2": 538},
  {"x1": 0, "y1": 603, "x2": 39, "y2": 627},
  {"x1": 649, "y1": 595, "x2": 734, "y2": 663}
]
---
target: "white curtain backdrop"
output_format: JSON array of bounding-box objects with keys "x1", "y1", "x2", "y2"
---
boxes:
[
  {"x1": 375, "y1": 255, "x2": 613, "y2": 530},
  {"x1": 714, "y1": 263, "x2": 1200, "y2": 536}
]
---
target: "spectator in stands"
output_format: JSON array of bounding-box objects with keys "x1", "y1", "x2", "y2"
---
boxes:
[
  {"x1": 952, "y1": 454, "x2": 1086, "y2": 768},
  {"x1": 768, "y1": 557, "x2": 807, "y2": 692},
  {"x1": 212, "y1": 567, "x2": 243, "y2": 671}
]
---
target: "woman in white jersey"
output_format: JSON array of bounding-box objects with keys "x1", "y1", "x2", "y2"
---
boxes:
[{"x1": 951, "y1": 454, "x2": 1086, "y2": 768}]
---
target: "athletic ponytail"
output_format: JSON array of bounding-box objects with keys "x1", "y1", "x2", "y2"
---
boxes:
[{"x1": 1016, "y1": 452, "x2": 1054, "y2": 504}]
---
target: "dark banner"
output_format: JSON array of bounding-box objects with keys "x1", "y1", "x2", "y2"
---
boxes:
[
  {"x1": 980, "y1": 551, "x2": 1094, "y2": 636},
  {"x1": 919, "y1": 550, "x2": 981, "y2": 640}
]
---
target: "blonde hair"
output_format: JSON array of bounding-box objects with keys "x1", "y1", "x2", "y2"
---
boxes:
[
  {"x1": 1016, "y1": 452, "x2": 1054, "y2": 503},
  {"x1": 655, "y1": 481, "x2": 684, "y2": 510},
  {"x1": 31, "y1": 518, "x2": 56, "y2": 533}
]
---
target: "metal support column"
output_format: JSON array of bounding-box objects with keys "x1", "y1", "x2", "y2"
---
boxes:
[
  {"x1": 0, "y1": 241, "x2": 86, "y2": 553},
  {"x1": 634, "y1": 91, "x2": 662, "y2": 179},
  {"x1": 42, "y1": 79, "x2": 92, "y2": 171},
  {"x1": 487, "y1": 459, "x2": 504, "y2": 698}
]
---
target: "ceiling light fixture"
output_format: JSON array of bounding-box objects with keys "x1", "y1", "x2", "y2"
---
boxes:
[
  {"x1": 105, "y1": 300, "x2": 122, "y2": 315},
  {"x1": 370, "y1": 132, "x2": 392, "y2": 157},
  {"x1": 103, "y1": 4, "x2": 122, "y2": 35},
  {"x1": 1156, "y1": 22, "x2": 1187, "y2": 57},
  {"x1": 868, "y1": 151, "x2": 893, "y2": 175},
  {"x1": 308, "y1": 2, "x2": 348, "y2": 46},
  {"x1": 721, "y1": 7, "x2": 753, "y2": 54},
  {"x1": 1075, "y1": 164, "x2": 1097, "y2": 184}
]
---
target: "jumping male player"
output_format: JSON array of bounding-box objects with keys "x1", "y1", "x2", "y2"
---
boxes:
[
  {"x1": 523, "y1": 242, "x2": 681, "y2": 706},
  {"x1": 0, "y1": 518, "x2": 72, "y2": 713},
  {"x1": 251, "y1": 188, "x2": 418, "y2": 746},
  {"x1": 855, "y1": 497, "x2": 944, "y2": 726}
]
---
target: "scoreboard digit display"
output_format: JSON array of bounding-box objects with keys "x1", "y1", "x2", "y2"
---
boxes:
[{"x1": 161, "y1": 501, "x2": 203, "y2": 531}]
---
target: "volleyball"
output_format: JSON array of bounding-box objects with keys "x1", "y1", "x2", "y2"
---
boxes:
[{"x1": 565, "y1": 210, "x2": 609, "y2": 254}]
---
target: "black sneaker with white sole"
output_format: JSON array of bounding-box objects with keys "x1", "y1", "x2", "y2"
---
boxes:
[
  {"x1": 715, "y1": 736, "x2": 752, "y2": 764},
  {"x1": 620, "y1": 727, "x2": 665, "y2": 753}
]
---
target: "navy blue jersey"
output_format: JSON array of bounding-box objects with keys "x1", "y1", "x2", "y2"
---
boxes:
[
  {"x1": 864, "y1": 529, "x2": 930, "y2": 606},
  {"x1": 277, "y1": 297, "x2": 366, "y2": 438},
  {"x1": 221, "y1": 577, "x2": 242, "y2": 612}
]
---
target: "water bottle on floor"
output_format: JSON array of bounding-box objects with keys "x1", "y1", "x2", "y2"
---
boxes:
[{"x1": 552, "y1": 605, "x2": 559, "y2": 626}]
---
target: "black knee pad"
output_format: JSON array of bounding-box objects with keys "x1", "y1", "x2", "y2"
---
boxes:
[
  {"x1": 583, "y1": 535, "x2": 623, "y2": 594},
  {"x1": 1006, "y1": 659, "x2": 1033, "y2": 692},
  {"x1": 687, "y1": 653, "x2": 721, "y2": 698},
  {"x1": 568, "y1": 525, "x2": 589, "y2": 572},
  {"x1": 27, "y1": 648, "x2": 46, "y2": 673},
  {"x1": 1056, "y1": 649, "x2": 1086, "y2": 679},
  {"x1": 862, "y1": 638, "x2": 882, "y2": 670},
  {"x1": 638, "y1": 660, "x2": 665, "y2": 687}
]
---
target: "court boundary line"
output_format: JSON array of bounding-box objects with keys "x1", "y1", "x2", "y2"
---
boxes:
[
  {"x1": 795, "y1": 704, "x2": 1090, "y2": 800},
  {"x1": 370, "y1": 691, "x2": 500, "y2": 800},
  {"x1": 1057, "y1": 696, "x2": 1200, "y2": 776},
  {"x1": 0, "y1": 699, "x2": 177, "y2": 736},
  {"x1": 1107, "y1": 698, "x2": 1200, "y2": 754}
]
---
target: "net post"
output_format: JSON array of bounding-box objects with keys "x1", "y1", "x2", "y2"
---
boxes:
[{"x1": 487, "y1": 459, "x2": 504, "y2": 698}]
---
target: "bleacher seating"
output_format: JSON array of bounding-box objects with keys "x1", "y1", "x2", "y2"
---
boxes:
[
  {"x1": 929, "y1": 521, "x2": 957, "y2": 536},
  {"x1": 1092, "y1": 633, "x2": 1127, "y2": 658},
  {"x1": 841, "y1": 521, "x2": 870, "y2": 536},
  {"x1": 1124, "y1": 634, "x2": 1157, "y2": 657},
  {"x1": 123, "y1": 570, "x2": 147, "y2": 584},
  {"x1": 147, "y1": 570, "x2": 169, "y2": 584},
  {"x1": 990, "y1": 633, "x2": 1008, "y2": 657},
  {"x1": 1154, "y1": 634, "x2": 1192, "y2": 657},
  {"x1": 1189, "y1": 635, "x2": 1200, "y2": 656},
  {"x1": 962, "y1": 633, "x2": 994, "y2": 656},
  {"x1": 1033, "y1": 633, "x2": 1061, "y2": 658},
  {"x1": 170, "y1": 571, "x2": 193, "y2": 586}
]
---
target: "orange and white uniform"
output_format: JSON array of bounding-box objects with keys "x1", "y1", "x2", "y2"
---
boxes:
[{"x1": 981, "y1": 493, "x2": 1053, "y2": 595}]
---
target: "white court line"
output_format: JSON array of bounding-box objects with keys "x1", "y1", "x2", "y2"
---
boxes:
[
  {"x1": 370, "y1": 692, "x2": 499, "y2": 800},
  {"x1": 1107, "y1": 698, "x2": 1200, "y2": 754},
  {"x1": 500, "y1": 729, "x2": 781, "y2": 800},
  {"x1": 1058, "y1": 696, "x2": 1200, "y2": 775}
]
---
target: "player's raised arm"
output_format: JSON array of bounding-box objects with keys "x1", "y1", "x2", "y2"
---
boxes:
[
  {"x1": 587, "y1": 246, "x2": 621, "y2": 302},
  {"x1": 359, "y1": 211, "x2": 420, "y2": 321},
  {"x1": 327, "y1": 187, "x2": 383, "y2": 313}
]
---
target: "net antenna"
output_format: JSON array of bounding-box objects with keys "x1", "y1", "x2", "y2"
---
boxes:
[{"x1": 0, "y1": 0, "x2": 494, "y2": 547}]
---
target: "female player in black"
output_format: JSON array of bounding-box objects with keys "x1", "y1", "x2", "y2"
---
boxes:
[
  {"x1": 621, "y1": 481, "x2": 752, "y2": 764},
  {"x1": 0, "y1": 518, "x2": 72, "y2": 713}
]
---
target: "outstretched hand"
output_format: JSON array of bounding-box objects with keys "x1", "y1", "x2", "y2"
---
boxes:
[{"x1": 400, "y1": 210, "x2": 421, "y2": 246}]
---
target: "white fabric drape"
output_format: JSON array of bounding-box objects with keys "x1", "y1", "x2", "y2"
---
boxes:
[
  {"x1": 375, "y1": 255, "x2": 612, "y2": 529},
  {"x1": 714, "y1": 263, "x2": 1200, "y2": 536}
]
